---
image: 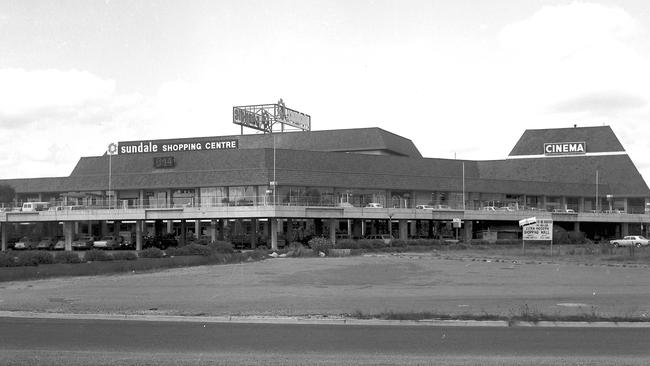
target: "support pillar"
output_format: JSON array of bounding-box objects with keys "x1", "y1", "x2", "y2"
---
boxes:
[
  {"x1": 166, "y1": 220, "x2": 173, "y2": 235},
  {"x1": 409, "y1": 220, "x2": 417, "y2": 238},
  {"x1": 573, "y1": 222, "x2": 581, "y2": 233},
  {"x1": 218, "y1": 219, "x2": 225, "y2": 241},
  {"x1": 271, "y1": 219, "x2": 278, "y2": 250},
  {"x1": 113, "y1": 220, "x2": 121, "y2": 237},
  {"x1": 180, "y1": 220, "x2": 187, "y2": 246},
  {"x1": 329, "y1": 219, "x2": 337, "y2": 246},
  {"x1": 464, "y1": 220, "x2": 473, "y2": 242},
  {"x1": 135, "y1": 220, "x2": 143, "y2": 251},
  {"x1": 398, "y1": 220, "x2": 408, "y2": 241},
  {"x1": 286, "y1": 218, "x2": 293, "y2": 243},
  {"x1": 195, "y1": 220, "x2": 200, "y2": 239},
  {"x1": 1, "y1": 222, "x2": 7, "y2": 252},
  {"x1": 251, "y1": 219, "x2": 258, "y2": 249},
  {"x1": 622, "y1": 222, "x2": 629, "y2": 237},
  {"x1": 210, "y1": 219, "x2": 217, "y2": 242},
  {"x1": 64, "y1": 221, "x2": 74, "y2": 251},
  {"x1": 361, "y1": 220, "x2": 366, "y2": 237}
]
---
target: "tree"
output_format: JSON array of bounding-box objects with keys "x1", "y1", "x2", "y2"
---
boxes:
[{"x1": 0, "y1": 184, "x2": 16, "y2": 205}]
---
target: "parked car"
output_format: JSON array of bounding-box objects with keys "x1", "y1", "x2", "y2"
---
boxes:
[
  {"x1": 416, "y1": 205, "x2": 434, "y2": 210},
  {"x1": 36, "y1": 237, "x2": 56, "y2": 250},
  {"x1": 71, "y1": 234, "x2": 95, "y2": 250},
  {"x1": 13, "y1": 236, "x2": 39, "y2": 250},
  {"x1": 481, "y1": 206, "x2": 496, "y2": 211},
  {"x1": 143, "y1": 234, "x2": 178, "y2": 250},
  {"x1": 93, "y1": 235, "x2": 123, "y2": 250},
  {"x1": 610, "y1": 236, "x2": 650, "y2": 248},
  {"x1": 433, "y1": 204, "x2": 451, "y2": 210},
  {"x1": 53, "y1": 236, "x2": 66, "y2": 250},
  {"x1": 365, "y1": 203, "x2": 383, "y2": 208}
]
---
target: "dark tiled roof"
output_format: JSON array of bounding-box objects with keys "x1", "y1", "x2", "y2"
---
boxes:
[
  {"x1": 1, "y1": 127, "x2": 647, "y2": 198},
  {"x1": 116, "y1": 127, "x2": 422, "y2": 158},
  {"x1": 509, "y1": 126, "x2": 624, "y2": 156}
]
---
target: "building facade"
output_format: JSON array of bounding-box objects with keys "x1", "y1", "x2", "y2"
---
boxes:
[{"x1": 1, "y1": 125, "x2": 649, "y2": 250}]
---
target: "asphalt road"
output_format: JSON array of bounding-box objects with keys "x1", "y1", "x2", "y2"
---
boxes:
[{"x1": 1, "y1": 317, "x2": 649, "y2": 365}]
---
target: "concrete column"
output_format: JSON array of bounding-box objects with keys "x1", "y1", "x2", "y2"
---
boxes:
[
  {"x1": 271, "y1": 219, "x2": 278, "y2": 250},
  {"x1": 64, "y1": 222, "x2": 74, "y2": 251},
  {"x1": 574, "y1": 222, "x2": 581, "y2": 232},
  {"x1": 1, "y1": 222, "x2": 7, "y2": 252},
  {"x1": 409, "y1": 221, "x2": 417, "y2": 237},
  {"x1": 166, "y1": 220, "x2": 173, "y2": 234},
  {"x1": 218, "y1": 219, "x2": 225, "y2": 241},
  {"x1": 286, "y1": 218, "x2": 293, "y2": 243},
  {"x1": 622, "y1": 222, "x2": 629, "y2": 237},
  {"x1": 180, "y1": 220, "x2": 187, "y2": 246},
  {"x1": 398, "y1": 220, "x2": 408, "y2": 240},
  {"x1": 623, "y1": 198, "x2": 628, "y2": 213},
  {"x1": 251, "y1": 219, "x2": 258, "y2": 249},
  {"x1": 135, "y1": 220, "x2": 143, "y2": 251},
  {"x1": 464, "y1": 220, "x2": 473, "y2": 242},
  {"x1": 542, "y1": 196, "x2": 548, "y2": 210},
  {"x1": 194, "y1": 220, "x2": 200, "y2": 239},
  {"x1": 210, "y1": 219, "x2": 217, "y2": 242},
  {"x1": 100, "y1": 220, "x2": 107, "y2": 236},
  {"x1": 361, "y1": 220, "x2": 366, "y2": 237},
  {"x1": 113, "y1": 220, "x2": 121, "y2": 237},
  {"x1": 139, "y1": 190, "x2": 144, "y2": 208},
  {"x1": 329, "y1": 219, "x2": 337, "y2": 246}
]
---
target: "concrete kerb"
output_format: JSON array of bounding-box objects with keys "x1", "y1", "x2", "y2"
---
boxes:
[{"x1": 2, "y1": 311, "x2": 650, "y2": 328}]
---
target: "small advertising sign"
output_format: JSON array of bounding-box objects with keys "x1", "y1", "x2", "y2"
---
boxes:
[{"x1": 522, "y1": 219, "x2": 553, "y2": 240}]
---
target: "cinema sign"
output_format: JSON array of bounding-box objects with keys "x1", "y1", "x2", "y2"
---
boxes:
[{"x1": 544, "y1": 142, "x2": 586, "y2": 156}]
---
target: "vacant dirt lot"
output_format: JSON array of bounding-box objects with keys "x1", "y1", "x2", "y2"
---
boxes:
[{"x1": 1, "y1": 252, "x2": 649, "y2": 319}]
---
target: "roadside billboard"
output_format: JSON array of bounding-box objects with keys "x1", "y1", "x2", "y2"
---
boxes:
[{"x1": 522, "y1": 219, "x2": 553, "y2": 241}]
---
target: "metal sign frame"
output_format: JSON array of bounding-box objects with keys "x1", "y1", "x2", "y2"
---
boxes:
[{"x1": 233, "y1": 99, "x2": 311, "y2": 133}]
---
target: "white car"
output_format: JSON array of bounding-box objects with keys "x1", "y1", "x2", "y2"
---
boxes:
[
  {"x1": 416, "y1": 205, "x2": 434, "y2": 210},
  {"x1": 365, "y1": 203, "x2": 383, "y2": 208},
  {"x1": 610, "y1": 236, "x2": 650, "y2": 248}
]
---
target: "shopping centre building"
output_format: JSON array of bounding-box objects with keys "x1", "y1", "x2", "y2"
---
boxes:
[{"x1": 1, "y1": 103, "x2": 649, "y2": 251}]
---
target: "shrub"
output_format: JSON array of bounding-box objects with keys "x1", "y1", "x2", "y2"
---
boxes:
[
  {"x1": 391, "y1": 239, "x2": 407, "y2": 248},
  {"x1": 0, "y1": 252, "x2": 17, "y2": 267},
  {"x1": 84, "y1": 249, "x2": 112, "y2": 262},
  {"x1": 112, "y1": 251, "x2": 138, "y2": 261},
  {"x1": 15, "y1": 251, "x2": 54, "y2": 266},
  {"x1": 308, "y1": 236, "x2": 334, "y2": 254},
  {"x1": 167, "y1": 244, "x2": 213, "y2": 256},
  {"x1": 139, "y1": 247, "x2": 164, "y2": 258},
  {"x1": 55, "y1": 251, "x2": 82, "y2": 264},
  {"x1": 208, "y1": 240, "x2": 234, "y2": 253},
  {"x1": 286, "y1": 242, "x2": 315, "y2": 257},
  {"x1": 335, "y1": 239, "x2": 359, "y2": 250}
]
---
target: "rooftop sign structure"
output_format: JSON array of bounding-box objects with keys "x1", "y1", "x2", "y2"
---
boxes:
[{"x1": 233, "y1": 99, "x2": 311, "y2": 133}]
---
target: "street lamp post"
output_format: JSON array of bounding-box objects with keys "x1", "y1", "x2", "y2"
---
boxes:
[{"x1": 107, "y1": 143, "x2": 117, "y2": 209}]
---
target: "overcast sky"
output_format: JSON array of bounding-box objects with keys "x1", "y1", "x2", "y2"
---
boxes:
[{"x1": 1, "y1": 0, "x2": 650, "y2": 184}]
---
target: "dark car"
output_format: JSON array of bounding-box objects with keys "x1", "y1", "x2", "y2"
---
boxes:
[
  {"x1": 71, "y1": 234, "x2": 95, "y2": 250},
  {"x1": 143, "y1": 234, "x2": 178, "y2": 250},
  {"x1": 36, "y1": 237, "x2": 56, "y2": 250}
]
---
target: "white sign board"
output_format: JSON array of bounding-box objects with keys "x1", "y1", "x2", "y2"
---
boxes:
[
  {"x1": 519, "y1": 217, "x2": 536, "y2": 227},
  {"x1": 522, "y1": 220, "x2": 553, "y2": 240}
]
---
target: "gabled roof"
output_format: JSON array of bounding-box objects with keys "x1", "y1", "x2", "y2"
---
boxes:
[
  {"x1": 115, "y1": 127, "x2": 422, "y2": 159},
  {"x1": 509, "y1": 126, "x2": 624, "y2": 156}
]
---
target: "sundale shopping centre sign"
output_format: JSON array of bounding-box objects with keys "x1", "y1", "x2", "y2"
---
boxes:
[
  {"x1": 543, "y1": 141, "x2": 586, "y2": 156},
  {"x1": 118, "y1": 139, "x2": 239, "y2": 155}
]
